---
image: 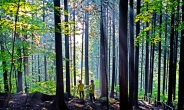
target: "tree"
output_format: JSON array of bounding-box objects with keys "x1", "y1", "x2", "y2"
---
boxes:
[
  {"x1": 17, "y1": 40, "x2": 23, "y2": 93},
  {"x1": 100, "y1": 0, "x2": 108, "y2": 98},
  {"x1": 110, "y1": 0, "x2": 116, "y2": 98},
  {"x1": 64, "y1": 0, "x2": 71, "y2": 97},
  {"x1": 23, "y1": 35, "x2": 29, "y2": 93},
  {"x1": 129, "y1": 0, "x2": 135, "y2": 109},
  {"x1": 134, "y1": 0, "x2": 140, "y2": 108},
  {"x1": 85, "y1": 0, "x2": 89, "y2": 85},
  {"x1": 73, "y1": 7, "x2": 76, "y2": 86},
  {"x1": 1, "y1": 44, "x2": 9, "y2": 93},
  {"x1": 119, "y1": 0, "x2": 129, "y2": 109},
  {"x1": 168, "y1": 1, "x2": 175, "y2": 105},
  {"x1": 52, "y1": 0, "x2": 69, "y2": 109},
  {"x1": 157, "y1": 5, "x2": 162, "y2": 103},
  {"x1": 177, "y1": 1, "x2": 184, "y2": 109},
  {"x1": 5, "y1": 0, "x2": 21, "y2": 107}
]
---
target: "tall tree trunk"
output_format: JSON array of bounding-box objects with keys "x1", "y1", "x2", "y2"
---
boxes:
[
  {"x1": 73, "y1": 9, "x2": 76, "y2": 86},
  {"x1": 1, "y1": 44, "x2": 9, "y2": 92},
  {"x1": 52, "y1": 0, "x2": 69, "y2": 109},
  {"x1": 157, "y1": 7, "x2": 162, "y2": 103},
  {"x1": 100, "y1": 0, "x2": 108, "y2": 98},
  {"x1": 145, "y1": 2, "x2": 150, "y2": 96},
  {"x1": 149, "y1": 13, "x2": 156, "y2": 95},
  {"x1": 119, "y1": 0, "x2": 129, "y2": 109},
  {"x1": 172, "y1": 1, "x2": 180, "y2": 100},
  {"x1": 17, "y1": 47, "x2": 23, "y2": 93},
  {"x1": 64, "y1": 0, "x2": 70, "y2": 97},
  {"x1": 162, "y1": 14, "x2": 168, "y2": 95},
  {"x1": 81, "y1": 14, "x2": 84, "y2": 80},
  {"x1": 85, "y1": 0, "x2": 89, "y2": 85},
  {"x1": 43, "y1": 1, "x2": 47, "y2": 81},
  {"x1": 178, "y1": 1, "x2": 184, "y2": 108},
  {"x1": 141, "y1": 39, "x2": 144, "y2": 89},
  {"x1": 134, "y1": 0, "x2": 140, "y2": 108},
  {"x1": 23, "y1": 35, "x2": 29, "y2": 93},
  {"x1": 110, "y1": 1, "x2": 116, "y2": 98},
  {"x1": 168, "y1": 6, "x2": 175, "y2": 105},
  {"x1": 129, "y1": 0, "x2": 135, "y2": 109},
  {"x1": 149, "y1": 43, "x2": 154, "y2": 95}
]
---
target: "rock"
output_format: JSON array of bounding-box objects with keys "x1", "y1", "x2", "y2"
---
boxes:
[{"x1": 30, "y1": 92, "x2": 54, "y2": 101}]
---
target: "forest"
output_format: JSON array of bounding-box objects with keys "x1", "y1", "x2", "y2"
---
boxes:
[{"x1": 0, "y1": 0, "x2": 184, "y2": 110}]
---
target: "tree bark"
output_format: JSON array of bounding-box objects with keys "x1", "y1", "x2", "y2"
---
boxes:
[
  {"x1": 119, "y1": 0, "x2": 129, "y2": 109},
  {"x1": 53, "y1": 0, "x2": 69, "y2": 109}
]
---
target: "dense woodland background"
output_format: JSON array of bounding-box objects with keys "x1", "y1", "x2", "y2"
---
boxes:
[{"x1": 0, "y1": 0, "x2": 184, "y2": 110}]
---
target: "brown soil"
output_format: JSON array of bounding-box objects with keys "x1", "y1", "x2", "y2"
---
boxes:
[{"x1": 0, "y1": 93, "x2": 120, "y2": 110}]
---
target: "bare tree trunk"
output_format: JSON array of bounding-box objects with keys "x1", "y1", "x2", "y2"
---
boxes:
[
  {"x1": 119, "y1": 0, "x2": 129, "y2": 109},
  {"x1": 168, "y1": 6, "x2": 175, "y2": 105},
  {"x1": 1, "y1": 44, "x2": 9, "y2": 92},
  {"x1": 52, "y1": 0, "x2": 69, "y2": 109},
  {"x1": 64, "y1": 0, "x2": 70, "y2": 97},
  {"x1": 110, "y1": 1, "x2": 116, "y2": 98},
  {"x1": 73, "y1": 9, "x2": 76, "y2": 86},
  {"x1": 128, "y1": 0, "x2": 135, "y2": 109},
  {"x1": 23, "y1": 35, "x2": 29, "y2": 93},
  {"x1": 85, "y1": 0, "x2": 89, "y2": 85},
  {"x1": 134, "y1": 0, "x2": 140, "y2": 108},
  {"x1": 17, "y1": 47, "x2": 23, "y2": 93},
  {"x1": 178, "y1": 1, "x2": 184, "y2": 108}
]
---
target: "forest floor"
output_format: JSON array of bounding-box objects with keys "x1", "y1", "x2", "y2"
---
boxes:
[{"x1": 0, "y1": 93, "x2": 163, "y2": 110}]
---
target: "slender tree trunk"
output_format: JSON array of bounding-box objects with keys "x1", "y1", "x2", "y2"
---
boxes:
[
  {"x1": 145, "y1": 2, "x2": 150, "y2": 96},
  {"x1": 42, "y1": 1, "x2": 47, "y2": 81},
  {"x1": 168, "y1": 7, "x2": 175, "y2": 105},
  {"x1": 38, "y1": 55, "x2": 41, "y2": 82},
  {"x1": 149, "y1": 13, "x2": 156, "y2": 95},
  {"x1": 110, "y1": 1, "x2": 116, "y2": 98},
  {"x1": 64, "y1": 0, "x2": 70, "y2": 97},
  {"x1": 5, "y1": 0, "x2": 20, "y2": 107},
  {"x1": 157, "y1": 7, "x2": 162, "y2": 103},
  {"x1": 172, "y1": 1, "x2": 180, "y2": 100},
  {"x1": 23, "y1": 35, "x2": 29, "y2": 93},
  {"x1": 1, "y1": 45, "x2": 9, "y2": 92},
  {"x1": 149, "y1": 43, "x2": 154, "y2": 95},
  {"x1": 44, "y1": 54, "x2": 47, "y2": 81},
  {"x1": 141, "y1": 40, "x2": 144, "y2": 89},
  {"x1": 163, "y1": 15, "x2": 168, "y2": 95},
  {"x1": 73, "y1": 9, "x2": 76, "y2": 86},
  {"x1": 178, "y1": 1, "x2": 184, "y2": 109},
  {"x1": 85, "y1": 0, "x2": 89, "y2": 85},
  {"x1": 129, "y1": 0, "x2": 135, "y2": 109},
  {"x1": 81, "y1": 14, "x2": 84, "y2": 80},
  {"x1": 134, "y1": 0, "x2": 140, "y2": 108},
  {"x1": 17, "y1": 47, "x2": 23, "y2": 93}
]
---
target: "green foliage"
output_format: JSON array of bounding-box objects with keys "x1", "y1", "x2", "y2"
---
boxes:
[
  {"x1": 114, "y1": 85, "x2": 119, "y2": 92},
  {"x1": 70, "y1": 85, "x2": 78, "y2": 97},
  {"x1": 0, "y1": 78, "x2": 5, "y2": 93},
  {"x1": 134, "y1": 0, "x2": 182, "y2": 45},
  {"x1": 160, "y1": 94, "x2": 167, "y2": 101},
  {"x1": 84, "y1": 87, "x2": 89, "y2": 98},
  {"x1": 29, "y1": 81, "x2": 56, "y2": 95},
  {"x1": 138, "y1": 88, "x2": 144, "y2": 99},
  {"x1": 94, "y1": 79, "x2": 100, "y2": 89}
]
